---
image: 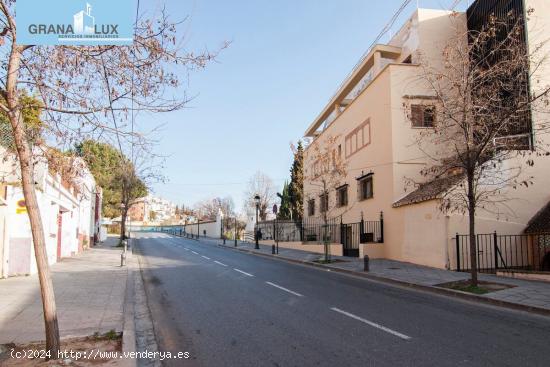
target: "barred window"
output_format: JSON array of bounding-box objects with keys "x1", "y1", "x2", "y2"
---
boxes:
[
  {"x1": 411, "y1": 105, "x2": 435, "y2": 128},
  {"x1": 358, "y1": 175, "x2": 373, "y2": 201},
  {"x1": 336, "y1": 185, "x2": 348, "y2": 207},
  {"x1": 308, "y1": 199, "x2": 315, "y2": 216}
]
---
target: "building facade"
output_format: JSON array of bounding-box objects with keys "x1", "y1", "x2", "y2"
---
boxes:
[
  {"x1": 0, "y1": 146, "x2": 102, "y2": 277},
  {"x1": 302, "y1": 1, "x2": 550, "y2": 269},
  {"x1": 127, "y1": 195, "x2": 176, "y2": 225}
]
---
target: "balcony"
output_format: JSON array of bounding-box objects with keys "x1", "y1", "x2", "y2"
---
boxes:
[{"x1": 305, "y1": 44, "x2": 402, "y2": 138}]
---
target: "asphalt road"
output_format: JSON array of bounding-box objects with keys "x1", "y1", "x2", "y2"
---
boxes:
[{"x1": 133, "y1": 232, "x2": 550, "y2": 367}]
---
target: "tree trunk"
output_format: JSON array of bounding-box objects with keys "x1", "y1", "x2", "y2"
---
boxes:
[
  {"x1": 323, "y1": 212, "x2": 330, "y2": 262},
  {"x1": 5, "y1": 45, "x2": 60, "y2": 357},
  {"x1": 467, "y1": 174, "x2": 478, "y2": 287}
]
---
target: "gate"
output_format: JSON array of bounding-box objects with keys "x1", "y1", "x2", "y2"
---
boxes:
[{"x1": 341, "y1": 223, "x2": 359, "y2": 257}]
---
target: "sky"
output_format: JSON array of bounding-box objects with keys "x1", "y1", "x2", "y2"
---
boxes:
[{"x1": 141, "y1": 0, "x2": 470, "y2": 212}]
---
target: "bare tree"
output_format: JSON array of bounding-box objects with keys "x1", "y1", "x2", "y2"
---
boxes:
[
  {"x1": 194, "y1": 196, "x2": 235, "y2": 220},
  {"x1": 407, "y1": 10, "x2": 550, "y2": 286},
  {"x1": 0, "y1": 0, "x2": 224, "y2": 355},
  {"x1": 244, "y1": 171, "x2": 276, "y2": 221},
  {"x1": 304, "y1": 134, "x2": 347, "y2": 261}
]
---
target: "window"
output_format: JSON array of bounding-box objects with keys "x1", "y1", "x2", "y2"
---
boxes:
[
  {"x1": 308, "y1": 199, "x2": 315, "y2": 216},
  {"x1": 357, "y1": 175, "x2": 373, "y2": 201},
  {"x1": 345, "y1": 119, "x2": 371, "y2": 158},
  {"x1": 319, "y1": 193, "x2": 328, "y2": 213},
  {"x1": 336, "y1": 185, "x2": 348, "y2": 207},
  {"x1": 411, "y1": 105, "x2": 435, "y2": 128}
]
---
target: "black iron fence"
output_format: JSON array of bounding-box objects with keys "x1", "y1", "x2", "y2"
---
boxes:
[
  {"x1": 256, "y1": 213, "x2": 384, "y2": 257},
  {"x1": 456, "y1": 232, "x2": 550, "y2": 273}
]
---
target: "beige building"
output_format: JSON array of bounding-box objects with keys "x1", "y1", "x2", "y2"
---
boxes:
[{"x1": 302, "y1": 1, "x2": 550, "y2": 270}]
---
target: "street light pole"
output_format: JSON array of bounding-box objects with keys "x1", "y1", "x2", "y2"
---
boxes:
[
  {"x1": 234, "y1": 217, "x2": 237, "y2": 247},
  {"x1": 254, "y1": 194, "x2": 260, "y2": 249},
  {"x1": 120, "y1": 202, "x2": 127, "y2": 266}
]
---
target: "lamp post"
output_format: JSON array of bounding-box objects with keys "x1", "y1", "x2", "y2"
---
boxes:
[
  {"x1": 254, "y1": 194, "x2": 260, "y2": 249},
  {"x1": 120, "y1": 202, "x2": 127, "y2": 266}
]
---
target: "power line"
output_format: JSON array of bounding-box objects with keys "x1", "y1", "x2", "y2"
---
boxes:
[
  {"x1": 450, "y1": 0, "x2": 463, "y2": 10},
  {"x1": 131, "y1": 0, "x2": 140, "y2": 165},
  {"x1": 326, "y1": 0, "x2": 414, "y2": 106},
  {"x1": 163, "y1": 178, "x2": 288, "y2": 187}
]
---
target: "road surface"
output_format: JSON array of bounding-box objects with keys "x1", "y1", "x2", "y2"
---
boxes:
[{"x1": 133, "y1": 232, "x2": 550, "y2": 367}]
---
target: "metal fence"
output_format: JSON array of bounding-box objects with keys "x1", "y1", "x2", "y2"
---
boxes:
[
  {"x1": 256, "y1": 213, "x2": 384, "y2": 257},
  {"x1": 0, "y1": 123, "x2": 13, "y2": 148},
  {"x1": 455, "y1": 232, "x2": 550, "y2": 273}
]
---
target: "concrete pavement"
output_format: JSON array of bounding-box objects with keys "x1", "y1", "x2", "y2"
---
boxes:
[
  {"x1": 0, "y1": 236, "x2": 127, "y2": 344},
  {"x1": 134, "y1": 232, "x2": 550, "y2": 367}
]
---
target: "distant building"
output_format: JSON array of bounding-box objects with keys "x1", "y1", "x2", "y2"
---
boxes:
[{"x1": 127, "y1": 195, "x2": 176, "y2": 225}]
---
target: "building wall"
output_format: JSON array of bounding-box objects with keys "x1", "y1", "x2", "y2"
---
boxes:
[
  {"x1": 259, "y1": 240, "x2": 344, "y2": 257},
  {"x1": 128, "y1": 200, "x2": 146, "y2": 222},
  {"x1": 0, "y1": 206, "x2": 5, "y2": 278},
  {"x1": 303, "y1": 65, "x2": 394, "y2": 224},
  {"x1": 0, "y1": 148, "x2": 101, "y2": 277},
  {"x1": 0, "y1": 184, "x2": 7, "y2": 277},
  {"x1": 303, "y1": 10, "x2": 466, "y2": 266},
  {"x1": 182, "y1": 219, "x2": 221, "y2": 238},
  {"x1": 302, "y1": 7, "x2": 550, "y2": 269}
]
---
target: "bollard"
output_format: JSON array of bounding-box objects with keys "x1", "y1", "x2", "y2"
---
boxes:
[
  {"x1": 363, "y1": 255, "x2": 370, "y2": 272},
  {"x1": 272, "y1": 244, "x2": 276, "y2": 254},
  {"x1": 223, "y1": 237, "x2": 226, "y2": 245},
  {"x1": 120, "y1": 251, "x2": 126, "y2": 267}
]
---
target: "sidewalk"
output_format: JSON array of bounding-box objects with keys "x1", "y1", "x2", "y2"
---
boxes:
[
  {"x1": 190, "y1": 236, "x2": 550, "y2": 315},
  {"x1": 0, "y1": 236, "x2": 127, "y2": 344}
]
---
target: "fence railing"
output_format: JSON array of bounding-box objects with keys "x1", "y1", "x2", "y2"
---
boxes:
[
  {"x1": 456, "y1": 232, "x2": 550, "y2": 273},
  {"x1": 256, "y1": 213, "x2": 384, "y2": 257}
]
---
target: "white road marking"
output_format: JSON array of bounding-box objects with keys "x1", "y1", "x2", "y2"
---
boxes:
[
  {"x1": 233, "y1": 268, "x2": 254, "y2": 277},
  {"x1": 184, "y1": 248, "x2": 189, "y2": 251},
  {"x1": 201, "y1": 256, "x2": 211, "y2": 260},
  {"x1": 191, "y1": 251, "x2": 198, "y2": 255},
  {"x1": 265, "y1": 282, "x2": 304, "y2": 297},
  {"x1": 330, "y1": 307, "x2": 411, "y2": 340},
  {"x1": 214, "y1": 261, "x2": 228, "y2": 267}
]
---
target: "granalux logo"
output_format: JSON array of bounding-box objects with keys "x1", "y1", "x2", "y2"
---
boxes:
[{"x1": 17, "y1": 0, "x2": 134, "y2": 46}]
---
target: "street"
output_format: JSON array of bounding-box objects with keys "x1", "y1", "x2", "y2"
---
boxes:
[{"x1": 134, "y1": 233, "x2": 550, "y2": 367}]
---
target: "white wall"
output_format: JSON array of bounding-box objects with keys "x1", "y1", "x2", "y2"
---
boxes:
[
  {"x1": 0, "y1": 204, "x2": 7, "y2": 278},
  {"x1": 183, "y1": 219, "x2": 221, "y2": 238},
  {"x1": 1, "y1": 152, "x2": 99, "y2": 276}
]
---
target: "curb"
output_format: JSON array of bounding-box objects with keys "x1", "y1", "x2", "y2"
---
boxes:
[
  {"x1": 121, "y1": 247, "x2": 137, "y2": 367},
  {"x1": 132, "y1": 243, "x2": 163, "y2": 367},
  {"x1": 216, "y1": 243, "x2": 550, "y2": 318}
]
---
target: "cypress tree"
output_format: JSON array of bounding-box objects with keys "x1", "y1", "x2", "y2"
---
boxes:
[{"x1": 289, "y1": 141, "x2": 304, "y2": 221}]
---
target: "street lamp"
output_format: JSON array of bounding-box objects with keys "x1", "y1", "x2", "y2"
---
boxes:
[
  {"x1": 254, "y1": 194, "x2": 261, "y2": 249},
  {"x1": 120, "y1": 202, "x2": 127, "y2": 266}
]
